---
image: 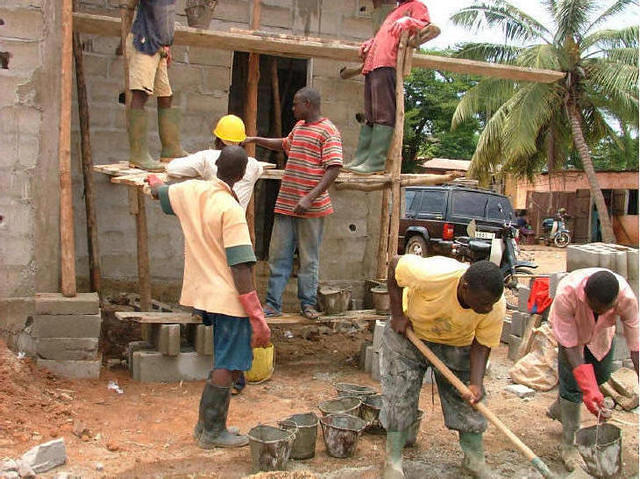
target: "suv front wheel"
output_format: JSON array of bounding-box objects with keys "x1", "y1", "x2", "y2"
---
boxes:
[{"x1": 405, "y1": 235, "x2": 427, "y2": 257}]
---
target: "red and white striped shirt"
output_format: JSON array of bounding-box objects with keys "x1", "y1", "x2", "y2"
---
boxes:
[{"x1": 275, "y1": 118, "x2": 343, "y2": 218}]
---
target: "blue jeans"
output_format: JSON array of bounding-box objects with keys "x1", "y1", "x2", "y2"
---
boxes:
[{"x1": 265, "y1": 214, "x2": 325, "y2": 313}]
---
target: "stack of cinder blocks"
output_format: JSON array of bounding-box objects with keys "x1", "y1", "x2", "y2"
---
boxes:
[
  {"x1": 566, "y1": 242, "x2": 639, "y2": 371},
  {"x1": 129, "y1": 323, "x2": 213, "y2": 382},
  {"x1": 360, "y1": 320, "x2": 433, "y2": 383},
  {"x1": 507, "y1": 285, "x2": 532, "y2": 361},
  {"x1": 34, "y1": 293, "x2": 102, "y2": 379}
]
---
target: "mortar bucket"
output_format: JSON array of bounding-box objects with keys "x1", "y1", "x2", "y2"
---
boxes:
[
  {"x1": 371, "y1": 286, "x2": 390, "y2": 314},
  {"x1": 248, "y1": 423, "x2": 296, "y2": 473},
  {"x1": 320, "y1": 413, "x2": 367, "y2": 458},
  {"x1": 318, "y1": 396, "x2": 361, "y2": 417},
  {"x1": 360, "y1": 394, "x2": 385, "y2": 434},
  {"x1": 334, "y1": 382, "x2": 377, "y2": 400},
  {"x1": 576, "y1": 424, "x2": 622, "y2": 478},
  {"x1": 185, "y1": 0, "x2": 217, "y2": 28},
  {"x1": 279, "y1": 412, "x2": 319, "y2": 460},
  {"x1": 405, "y1": 409, "x2": 424, "y2": 447},
  {"x1": 318, "y1": 286, "x2": 352, "y2": 315}
]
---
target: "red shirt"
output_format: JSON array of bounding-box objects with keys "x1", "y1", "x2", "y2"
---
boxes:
[
  {"x1": 362, "y1": 1, "x2": 430, "y2": 75},
  {"x1": 275, "y1": 118, "x2": 343, "y2": 218}
]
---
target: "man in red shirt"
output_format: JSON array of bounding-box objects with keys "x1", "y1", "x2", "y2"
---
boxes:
[
  {"x1": 244, "y1": 87, "x2": 342, "y2": 319},
  {"x1": 346, "y1": 0, "x2": 430, "y2": 175}
]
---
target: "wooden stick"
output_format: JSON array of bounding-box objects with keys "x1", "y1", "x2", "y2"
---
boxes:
[
  {"x1": 270, "y1": 57, "x2": 285, "y2": 169},
  {"x1": 120, "y1": 1, "x2": 136, "y2": 110},
  {"x1": 385, "y1": 32, "x2": 409, "y2": 267},
  {"x1": 405, "y1": 329, "x2": 556, "y2": 479},
  {"x1": 59, "y1": 0, "x2": 76, "y2": 297},
  {"x1": 74, "y1": 13, "x2": 565, "y2": 84},
  {"x1": 72, "y1": 13, "x2": 102, "y2": 295},
  {"x1": 376, "y1": 187, "x2": 391, "y2": 279},
  {"x1": 131, "y1": 187, "x2": 152, "y2": 311}
]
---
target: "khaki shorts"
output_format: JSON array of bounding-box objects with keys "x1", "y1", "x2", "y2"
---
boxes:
[{"x1": 126, "y1": 33, "x2": 172, "y2": 97}]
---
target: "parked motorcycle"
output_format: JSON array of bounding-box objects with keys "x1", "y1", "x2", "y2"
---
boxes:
[
  {"x1": 541, "y1": 208, "x2": 571, "y2": 248},
  {"x1": 447, "y1": 213, "x2": 537, "y2": 310}
]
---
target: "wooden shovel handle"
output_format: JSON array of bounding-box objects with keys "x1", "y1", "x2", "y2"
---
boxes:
[{"x1": 405, "y1": 329, "x2": 538, "y2": 461}]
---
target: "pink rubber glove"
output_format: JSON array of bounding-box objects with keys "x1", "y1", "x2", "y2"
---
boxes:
[
  {"x1": 390, "y1": 16, "x2": 426, "y2": 36},
  {"x1": 238, "y1": 291, "x2": 271, "y2": 348},
  {"x1": 573, "y1": 363, "x2": 605, "y2": 416}
]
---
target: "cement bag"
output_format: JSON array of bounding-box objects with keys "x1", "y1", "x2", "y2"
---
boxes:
[{"x1": 509, "y1": 323, "x2": 558, "y2": 391}]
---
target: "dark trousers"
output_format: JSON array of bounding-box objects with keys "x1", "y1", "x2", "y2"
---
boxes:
[
  {"x1": 558, "y1": 344, "x2": 615, "y2": 403},
  {"x1": 364, "y1": 67, "x2": 396, "y2": 127}
]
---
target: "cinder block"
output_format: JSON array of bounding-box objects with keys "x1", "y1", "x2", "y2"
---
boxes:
[
  {"x1": 359, "y1": 340, "x2": 372, "y2": 370},
  {"x1": 131, "y1": 351, "x2": 211, "y2": 382},
  {"x1": 364, "y1": 345, "x2": 373, "y2": 373},
  {"x1": 371, "y1": 351, "x2": 381, "y2": 382},
  {"x1": 627, "y1": 249, "x2": 638, "y2": 280},
  {"x1": 631, "y1": 280, "x2": 639, "y2": 301},
  {"x1": 155, "y1": 324, "x2": 180, "y2": 356},
  {"x1": 35, "y1": 292, "x2": 99, "y2": 315},
  {"x1": 32, "y1": 314, "x2": 102, "y2": 339},
  {"x1": 38, "y1": 357, "x2": 101, "y2": 379},
  {"x1": 508, "y1": 335, "x2": 522, "y2": 361},
  {"x1": 372, "y1": 320, "x2": 385, "y2": 352},
  {"x1": 127, "y1": 340, "x2": 153, "y2": 371},
  {"x1": 194, "y1": 324, "x2": 213, "y2": 356},
  {"x1": 613, "y1": 250, "x2": 628, "y2": 278},
  {"x1": 518, "y1": 286, "x2": 531, "y2": 313},
  {"x1": 566, "y1": 245, "x2": 600, "y2": 271},
  {"x1": 501, "y1": 319, "x2": 511, "y2": 344},
  {"x1": 597, "y1": 249, "x2": 617, "y2": 271},
  {"x1": 549, "y1": 272, "x2": 568, "y2": 298},
  {"x1": 511, "y1": 312, "x2": 527, "y2": 338},
  {"x1": 36, "y1": 338, "x2": 98, "y2": 360},
  {"x1": 613, "y1": 335, "x2": 630, "y2": 361}
]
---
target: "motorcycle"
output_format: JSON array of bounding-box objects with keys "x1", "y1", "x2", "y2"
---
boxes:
[
  {"x1": 447, "y1": 214, "x2": 538, "y2": 310},
  {"x1": 541, "y1": 210, "x2": 571, "y2": 248}
]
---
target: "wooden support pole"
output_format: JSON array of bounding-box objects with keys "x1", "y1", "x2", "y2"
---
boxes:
[
  {"x1": 270, "y1": 57, "x2": 285, "y2": 169},
  {"x1": 120, "y1": 0, "x2": 137, "y2": 109},
  {"x1": 128, "y1": 187, "x2": 152, "y2": 311},
  {"x1": 59, "y1": 0, "x2": 76, "y2": 297},
  {"x1": 385, "y1": 32, "x2": 410, "y2": 272},
  {"x1": 72, "y1": 8, "x2": 102, "y2": 295}
]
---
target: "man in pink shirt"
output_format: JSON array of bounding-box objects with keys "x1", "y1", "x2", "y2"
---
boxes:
[
  {"x1": 345, "y1": 0, "x2": 430, "y2": 175},
  {"x1": 548, "y1": 268, "x2": 638, "y2": 471}
]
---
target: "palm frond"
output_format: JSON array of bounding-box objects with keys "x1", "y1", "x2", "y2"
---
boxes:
[
  {"x1": 502, "y1": 83, "x2": 563, "y2": 158},
  {"x1": 554, "y1": 0, "x2": 597, "y2": 43},
  {"x1": 585, "y1": 60, "x2": 639, "y2": 98},
  {"x1": 451, "y1": 1, "x2": 552, "y2": 43},
  {"x1": 581, "y1": 25, "x2": 639, "y2": 51},
  {"x1": 516, "y1": 44, "x2": 564, "y2": 70},
  {"x1": 451, "y1": 78, "x2": 516, "y2": 129},
  {"x1": 586, "y1": 0, "x2": 639, "y2": 34},
  {"x1": 453, "y1": 42, "x2": 522, "y2": 63},
  {"x1": 468, "y1": 105, "x2": 509, "y2": 183}
]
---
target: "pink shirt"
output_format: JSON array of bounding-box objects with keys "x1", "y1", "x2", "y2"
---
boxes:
[
  {"x1": 362, "y1": 0, "x2": 430, "y2": 75},
  {"x1": 550, "y1": 268, "x2": 639, "y2": 361}
]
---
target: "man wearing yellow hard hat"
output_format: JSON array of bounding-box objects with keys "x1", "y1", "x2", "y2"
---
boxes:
[{"x1": 166, "y1": 114, "x2": 263, "y2": 210}]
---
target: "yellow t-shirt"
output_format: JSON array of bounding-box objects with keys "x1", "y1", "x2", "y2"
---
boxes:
[
  {"x1": 159, "y1": 178, "x2": 256, "y2": 317},
  {"x1": 395, "y1": 255, "x2": 505, "y2": 348}
]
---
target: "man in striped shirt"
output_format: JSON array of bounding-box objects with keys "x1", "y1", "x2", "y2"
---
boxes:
[{"x1": 244, "y1": 87, "x2": 343, "y2": 319}]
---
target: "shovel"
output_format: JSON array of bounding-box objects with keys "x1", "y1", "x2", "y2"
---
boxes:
[{"x1": 406, "y1": 329, "x2": 557, "y2": 479}]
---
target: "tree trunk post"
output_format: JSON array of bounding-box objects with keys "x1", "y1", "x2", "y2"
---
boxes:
[{"x1": 60, "y1": 0, "x2": 76, "y2": 297}]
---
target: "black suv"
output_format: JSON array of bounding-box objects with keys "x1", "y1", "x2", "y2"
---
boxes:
[{"x1": 399, "y1": 185, "x2": 516, "y2": 256}]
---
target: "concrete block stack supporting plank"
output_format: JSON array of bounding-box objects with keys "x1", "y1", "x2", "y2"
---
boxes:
[
  {"x1": 367, "y1": 320, "x2": 386, "y2": 382},
  {"x1": 34, "y1": 292, "x2": 101, "y2": 379}
]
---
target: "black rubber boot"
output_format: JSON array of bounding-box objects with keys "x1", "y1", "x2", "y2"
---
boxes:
[
  {"x1": 128, "y1": 109, "x2": 164, "y2": 171},
  {"x1": 198, "y1": 382, "x2": 248, "y2": 449},
  {"x1": 194, "y1": 382, "x2": 240, "y2": 440}
]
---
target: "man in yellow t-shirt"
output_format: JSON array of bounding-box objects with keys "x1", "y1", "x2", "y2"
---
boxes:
[
  {"x1": 381, "y1": 255, "x2": 505, "y2": 479},
  {"x1": 147, "y1": 146, "x2": 271, "y2": 450}
]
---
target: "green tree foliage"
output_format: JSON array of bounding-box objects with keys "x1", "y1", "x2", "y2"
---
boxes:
[
  {"x1": 402, "y1": 63, "x2": 482, "y2": 172},
  {"x1": 451, "y1": 0, "x2": 638, "y2": 243}
]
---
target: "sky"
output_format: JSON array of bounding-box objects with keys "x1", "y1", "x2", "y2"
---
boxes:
[{"x1": 424, "y1": 0, "x2": 640, "y2": 50}]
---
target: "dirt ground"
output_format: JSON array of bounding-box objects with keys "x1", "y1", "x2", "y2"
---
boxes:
[{"x1": 1, "y1": 247, "x2": 638, "y2": 479}]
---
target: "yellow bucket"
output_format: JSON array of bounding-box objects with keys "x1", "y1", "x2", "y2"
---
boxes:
[{"x1": 246, "y1": 343, "x2": 275, "y2": 384}]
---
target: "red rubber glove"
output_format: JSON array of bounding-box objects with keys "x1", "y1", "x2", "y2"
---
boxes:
[
  {"x1": 573, "y1": 363, "x2": 605, "y2": 416},
  {"x1": 238, "y1": 291, "x2": 271, "y2": 348}
]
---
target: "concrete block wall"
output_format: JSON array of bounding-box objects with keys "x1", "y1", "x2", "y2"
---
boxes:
[{"x1": 0, "y1": 1, "x2": 65, "y2": 348}]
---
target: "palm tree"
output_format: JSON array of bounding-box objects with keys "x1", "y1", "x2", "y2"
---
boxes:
[{"x1": 451, "y1": 0, "x2": 638, "y2": 243}]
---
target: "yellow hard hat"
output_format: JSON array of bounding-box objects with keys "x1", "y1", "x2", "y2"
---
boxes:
[{"x1": 213, "y1": 114, "x2": 247, "y2": 144}]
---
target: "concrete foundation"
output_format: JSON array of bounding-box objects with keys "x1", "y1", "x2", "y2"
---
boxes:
[{"x1": 131, "y1": 350, "x2": 212, "y2": 383}]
